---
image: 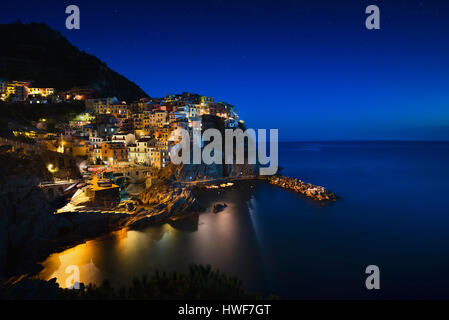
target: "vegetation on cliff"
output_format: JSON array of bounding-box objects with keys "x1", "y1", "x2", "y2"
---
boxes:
[
  {"x1": 0, "y1": 149, "x2": 52, "y2": 181},
  {"x1": 3, "y1": 265, "x2": 273, "y2": 300},
  {"x1": 65, "y1": 264, "x2": 266, "y2": 300},
  {"x1": 0, "y1": 101, "x2": 85, "y2": 137}
]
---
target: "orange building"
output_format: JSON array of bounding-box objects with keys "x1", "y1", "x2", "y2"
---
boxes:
[
  {"x1": 148, "y1": 147, "x2": 169, "y2": 169},
  {"x1": 101, "y1": 142, "x2": 128, "y2": 165},
  {"x1": 154, "y1": 126, "x2": 171, "y2": 147}
]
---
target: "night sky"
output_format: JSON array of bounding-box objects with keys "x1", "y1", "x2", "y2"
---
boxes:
[{"x1": 1, "y1": 0, "x2": 448, "y2": 140}]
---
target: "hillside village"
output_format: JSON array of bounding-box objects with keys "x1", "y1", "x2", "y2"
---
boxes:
[{"x1": 1, "y1": 79, "x2": 242, "y2": 173}]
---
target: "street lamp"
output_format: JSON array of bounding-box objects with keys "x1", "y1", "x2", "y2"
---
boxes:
[{"x1": 47, "y1": 164, "x2": 58, "y2": 173}]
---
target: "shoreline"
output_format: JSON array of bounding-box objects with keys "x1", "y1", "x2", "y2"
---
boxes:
[
  {"x1": 2, "y1": 174, "x2": 336, "y2": 290},
  {"x1": 189, "y1": 175, "x2": 337, "y2": 202}
]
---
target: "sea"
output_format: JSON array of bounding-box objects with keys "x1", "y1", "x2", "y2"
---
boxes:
[{"x1": 38, "y1": 141, "x2": 449, "y2": 299}]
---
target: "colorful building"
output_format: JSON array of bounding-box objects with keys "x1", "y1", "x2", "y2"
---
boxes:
[
  {"x1": 64, "y1": 87, "x2": 95, "y2": 101},
  {"x1": 101, "y1": 142, "x2": 128, "y2": 165},
  {"x1": 128, "y1": 138, "x2": 155, "y2": 165},
  {"x1": 0, "y1": 81, "x2": 54, "y2": 102},
  {"x1": 200, "y1": 96, "x2": 214, "y2": 105},
  {"x1": 85, "y1": 97, "x2": 119, "y2": 112},
  {"x1": 149, "y1": 110, "x2": 169, "y2": 127}
]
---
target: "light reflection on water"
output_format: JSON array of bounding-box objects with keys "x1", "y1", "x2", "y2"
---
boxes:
[
  {"x1": 38, "y1": 183, "x2": 266, "y2": 291},
  {"x1": 38, "y1": 239, "x2": 106, "y2": 288}
]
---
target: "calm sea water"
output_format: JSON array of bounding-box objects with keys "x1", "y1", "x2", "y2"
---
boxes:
[{"x1": 39, "y1": 141, "x2": 449, "y2": 299}]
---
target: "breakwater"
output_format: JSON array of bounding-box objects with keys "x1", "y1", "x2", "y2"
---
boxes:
[{"x1": 268, "y1": 175, "x2": 337, "y2": 201}]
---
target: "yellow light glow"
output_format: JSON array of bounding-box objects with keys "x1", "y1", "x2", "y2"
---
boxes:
[{"x1": 47, "y1": 164, "x2": 58, "y2": 173}]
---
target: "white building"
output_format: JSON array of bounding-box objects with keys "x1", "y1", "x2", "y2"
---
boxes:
[{"x1": 111, "y1": 133, "x2": 136, "y2": 146}]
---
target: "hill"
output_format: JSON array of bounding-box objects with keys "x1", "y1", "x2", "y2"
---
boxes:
[{"x1": 0, "y1": 22, "x2": 148, "y2": 101}]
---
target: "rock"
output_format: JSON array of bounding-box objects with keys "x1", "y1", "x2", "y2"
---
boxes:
[
  {"x1": 126, "y1": 202, "x2": 136, "y2": 211},
  {"x1": 2, "y1": 276, "x2": 63, "y2": 300},
  {"x1": 131, "y1": 182, "x2": 201, "y2": 224},
  {"x1": 212, "y1": 203, "x2": 227, "y2": 213},
  {"x1": 0, "y1": 177, "x2": 74, "y2": 276},
  {"x1": 168, "y1": 198, "x2": 188, "y2": 216},
  {"x1": 267, "y1": 175, "x2": 336, "y2": 201},
  {"x1": 158, "y1": 162, "x2": 259, "y2": 183}
]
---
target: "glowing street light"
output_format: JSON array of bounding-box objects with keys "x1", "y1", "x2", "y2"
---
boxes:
[{"x1": 47, "y1": 164, "x2": 58, "y2": 173}]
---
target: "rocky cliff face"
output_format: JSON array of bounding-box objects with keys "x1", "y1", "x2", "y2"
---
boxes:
[
  {"x1": 0, "y1": 151, "x2": 119, "y2": 279},
  {"x1": 158, "y1": 162, "x2": 259, "y2": 182},
  {"x1": 126, "y1": 182, "x2": 202, "y2": 228},
  {"x1": 0, "y1": 152, "x2": 57, "y2": 276},
  {"x1": 0, "y1": 178, "x2": 72, "y2": 277}
]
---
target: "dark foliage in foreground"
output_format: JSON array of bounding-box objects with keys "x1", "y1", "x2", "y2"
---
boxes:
[{"x1": 59, "y1": 265, "x2": 276, "y2": 300}]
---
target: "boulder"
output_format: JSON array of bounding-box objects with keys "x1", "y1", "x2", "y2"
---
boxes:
[{"x1": 212, "y1": 203, "x2": 227, "y2": 213}]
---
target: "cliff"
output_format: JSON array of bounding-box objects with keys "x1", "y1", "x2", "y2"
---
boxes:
[
  {"x1": 0, "y1": 151, "x2": 126, "y2": 279},
  {"x1": 0, "y1": 151, "x2": 69, "y2": 277},
  {"x1": 158, "y1": 162, "x2": 260, "y2": 183}
]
